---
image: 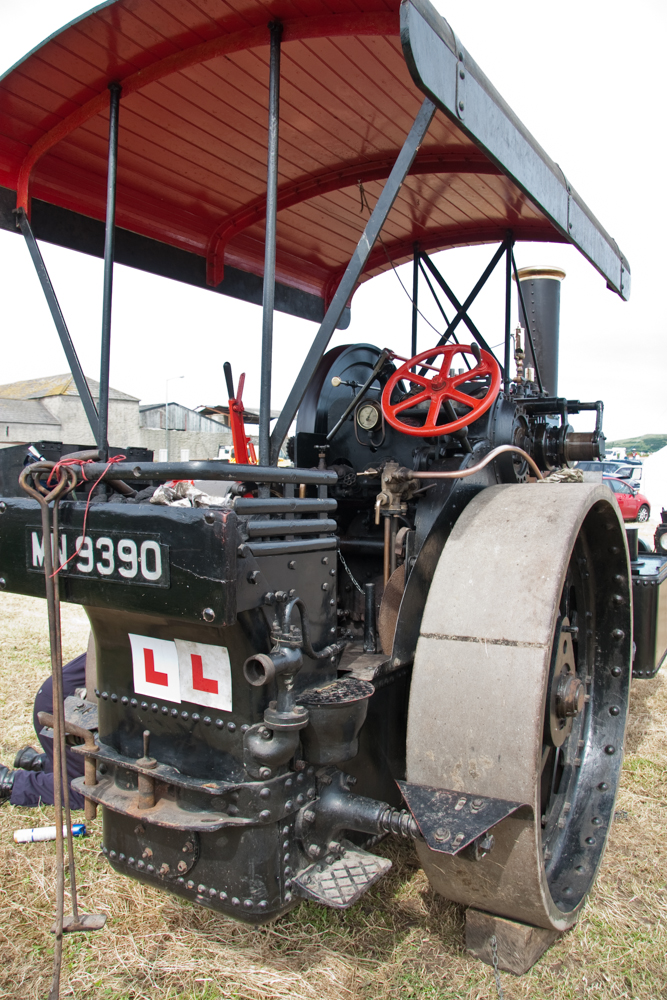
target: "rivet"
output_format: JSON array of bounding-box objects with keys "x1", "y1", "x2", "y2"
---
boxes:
[
  {"x1": 203, "y1": 716, "x2": 211, "y2": 726},
  {"x1": 187, "y1": 880, "x2": 194, "y2": 889},
  {"x1": 147, "y1": 864, "x2": 155, "y2": 873},
  {"x1": 109, "y1": 850, "x2": 117, "y2": 859},
  {"x1": 609, "y1": 706, "x2": 620, "y2": 716},
  {"x1": 611, "y1": 628, "x2": 625, "y2": 642},
  {"x1": 128, "y1": 856, "x2": 135, "y2": 865},
  {"x1": 202, "y1": 607, "x2": 215, "y2": 622},
  {"x1": 598, "y1": 782, "x2": 608, "y2": 791},
  {"x1": 215, "y1": 718, "x2": 224, "y2": 728},
  {"x1": 296, "y1": 793, "x2": 305, "y2": 805},
  {"x1": 321, "y1": 557, "x2": 328, "y2": 565},
  {"x1": 101, "y1": 691, "x2": 108, "y2": 700},
  {"x1": 209, "y1": 887, "x2": 217, "y2": 897},
  {"x1": 181, "y1": 711, "x2": 189, "y2": 720},
  {"x1": 259, "y1": 809, "x2": 271, "y2": 821},
  {"x1": 592, "y1": 816, "x2": 602, "y2": 825},
  {"x1": 141, "y1": 702, "x2": 148, "y2": 711},
  {"x1": 610, "y1": 666, "x2": 621, "y2": 677},
  {"x1": 161, "y1": 706, "x2": 168, "y2": 715},
  {"x1": 322, "y1": 582, "x2": 329, "y2": 591},
  {"x1": 285, "y1": 778, "x2": 293, "y2": 788},
  {"x1": 285, "y1": 892, "x2": 293, "y2": 902},
  {"x1": 121, "y1": 696, "x2": 129, "y2": 706},
  {"x1": 0, "y1": 578, "x2": 6, "y2": 590},
  {"x1": 244, "y1": 899, "x2": 253, "y2": 909},
  {"x1": 232, "y1": 897, "x2": 240, "y2": 906},
  {"x1": 228, "y1": 722, "x2": 236, "y2": 732},
  {"x1": 219, "y1": 891, "x2": 228, "y2": 901},
  {"x1": 575, "y1": 865, "x2": 584, "y2": 873},
  {"x1": 259, "y1": 900, "x2": 268, "y2": 910},
  {"x1": 259, "y1": 767, "x2": 272, "y2": 779},
  {"x1": 192, "y1": 713, "x2": 200, "y2": 723},
  {"x1": 198, "y1": 884, "x2": 206, "y2": 893},
  {"x1": 612, "y1": 594, "x2": 624, "y2": 606},
  {"x1": 171, "y1": 708, "x2": 178, "y2": 718},
  {"x1": 563, "y1": 886, "x2": 573, "y2": 896},
  {"x1": 604, "y1": 745, "x2": 616, "y2": 755},
  {"x1": 458, "y1": 100, "x2": 464, "y2": 110},
  {"x1": 585, "y1": 837, "x2": 595, "y2": 845},
  {"x1": 118, "y1": 853, "x2": 126, "y2": 862},
  {"x1": 241, "y1": 724, "x2": 249, "y2": 733},
  {"x1": 283, "y1": 852, "x2": 290, "y2": 862},
  {"x1": 111, "y1": 693, "x2": 118, "y2": 702},
  {"x1": 284, "y1": 866, "x2": 292, "y2": 876},
  {"x1": 285, "y1": 800, "x2": 293, "y2": 812},
  {"x1": 130, "y1": 698, "x2": 138, "y2": 707},
  {"x1": 329, "y1": 568, "x2": 335, "y2": 576},
  {"x1": 137, "y1": 860, "x2": 145, "y2": 869},
  {"x1": 204, "y1": 512, "x2": 215, "y2": 524},
  {"x1": 288, "y1": 560, "x2": 296, "y2": 569},
  {"x1": 260, "y1": 788, "x2": 271, "y2": 799}
]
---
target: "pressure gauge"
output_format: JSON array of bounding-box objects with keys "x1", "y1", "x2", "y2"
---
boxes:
[{"x1": 356, "y1": 401, "x2": 381, "y2": 431}]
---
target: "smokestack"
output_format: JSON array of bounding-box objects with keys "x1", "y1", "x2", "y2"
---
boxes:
[{"x1": 516, "y1": 266, "x2": 566, "y2": 397}]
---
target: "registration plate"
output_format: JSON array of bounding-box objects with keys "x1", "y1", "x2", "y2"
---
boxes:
[{"x1": 26, "y1": 527, "x2": 170, "y2": 588}]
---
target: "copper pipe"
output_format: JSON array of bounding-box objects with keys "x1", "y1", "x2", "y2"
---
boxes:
[{"x1": 409, "y1": 445, "x2": 544, "y2": 481}]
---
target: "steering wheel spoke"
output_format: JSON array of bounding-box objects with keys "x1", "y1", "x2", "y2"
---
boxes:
[{"x1": 381, "y1": 343, "x2": 501, "y2": 437}]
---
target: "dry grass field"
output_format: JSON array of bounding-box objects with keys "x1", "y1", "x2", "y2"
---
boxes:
[{"x1": 0, "y1": 591, "x2": 665, "y2": 1000}]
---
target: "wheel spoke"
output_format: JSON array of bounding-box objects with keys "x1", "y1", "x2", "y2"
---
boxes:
[
  {"x1": 392, "y1": 389, "x2": 430, "y2": 415},
  {"x1": 424, "y1": 395, "x2": 443, "y2": 428},
  {"x1": 446, "y1": 388, "x2": 476, "y2": 409}
]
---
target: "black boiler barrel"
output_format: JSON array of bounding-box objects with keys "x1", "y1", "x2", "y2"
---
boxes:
[{"x1": 516, "y1": 266, "x2": 566, "y2": 397}]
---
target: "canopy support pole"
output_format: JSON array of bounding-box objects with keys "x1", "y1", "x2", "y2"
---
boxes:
[
  {"x1": 270, "y1": 97, "x2": 436, "y2": 462},
  {"x1": 511, "y1": 248, "x2": 544, "y2": 393},
  {"x1": 504, "y1": 237, "x2": 514, "y2": 393},
  {"x1": 98, "y1": 83, "x2": 121, "y2": 462},
  {"x1": 411, "y1": 243, "x2": 419, "y2": 357},
  {"x1": 259, "y1": 23, "x2": 283, "y2": 471},
  {"x1": 15, "y1": 208, "x2": 100, "y2": 441}
]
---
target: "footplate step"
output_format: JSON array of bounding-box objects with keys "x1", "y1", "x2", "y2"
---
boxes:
[{"x1": 293, "y1": 844, "x2": 391, "y2": 908}]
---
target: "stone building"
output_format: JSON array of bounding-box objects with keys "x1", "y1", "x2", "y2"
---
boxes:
[{"x1": 0, "y1": 374, "x2": 232, "y2": 460}]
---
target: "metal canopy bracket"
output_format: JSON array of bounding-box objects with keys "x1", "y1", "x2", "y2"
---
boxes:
[
  {"x1": 15, "y1": 208, "x2": 100, "y2": 441},
  {"x1": 269, "y1": 97, "x2": 436, "y2": 462}
]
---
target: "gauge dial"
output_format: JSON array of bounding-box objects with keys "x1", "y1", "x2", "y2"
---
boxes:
[{"x1": 357, "y1": 402, "x2": 380, "y2": 430}]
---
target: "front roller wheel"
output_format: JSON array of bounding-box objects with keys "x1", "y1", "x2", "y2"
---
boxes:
[{"x1": 406, "y1": 484, "x2": 632, "y2": 931}]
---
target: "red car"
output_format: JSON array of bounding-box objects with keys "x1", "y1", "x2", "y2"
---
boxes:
[{"x1": 606, "y1": 477, "x2": 651, "y2": 522}]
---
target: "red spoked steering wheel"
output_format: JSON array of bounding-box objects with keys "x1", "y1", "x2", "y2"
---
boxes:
[{"x1": 381, "y1": 344, "x2": 502, "y2": 437}]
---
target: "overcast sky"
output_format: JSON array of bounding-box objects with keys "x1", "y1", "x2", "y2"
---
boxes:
[{"x1": 0, "y1": 0, "x2": 664, "y2": 441}]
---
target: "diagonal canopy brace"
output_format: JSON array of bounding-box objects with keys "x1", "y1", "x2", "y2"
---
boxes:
[
  {"x1": 420, "y1": 240, "x2": 509, "y2": 369},
  {"x1": 15, "y1": 208, "x2": 100, "y2": 442},
  {"x1": 270, "y1": 97, "x2": 436, "y2": 463}
]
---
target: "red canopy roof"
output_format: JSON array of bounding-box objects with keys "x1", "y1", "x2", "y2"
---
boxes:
[{"x1": 0, "y1": 0, "x2": 628, "y2": 316}]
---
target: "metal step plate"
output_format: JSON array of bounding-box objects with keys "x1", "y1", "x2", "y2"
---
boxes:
[{"x1": 294, "y1": 845, "x2": 391, "y2": 908}]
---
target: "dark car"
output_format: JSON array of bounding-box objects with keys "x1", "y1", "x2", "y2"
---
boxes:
[{"x1": 606, "y1": 478, "x2": 651, "y2": 521}]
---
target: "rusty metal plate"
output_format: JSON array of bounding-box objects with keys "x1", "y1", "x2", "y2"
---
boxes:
[{"x1": 398, "y1": 780, "x2": 523, "y2": 854}]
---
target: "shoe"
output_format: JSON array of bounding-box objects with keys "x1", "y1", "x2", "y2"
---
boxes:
[
  {"x1": 13, "y1": 746, "x2": 47, "y2": 772},
  {"x1": 0, "y1": 766, "x2": 15, "y2": 800}
]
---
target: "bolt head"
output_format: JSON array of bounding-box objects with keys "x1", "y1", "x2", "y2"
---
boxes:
[{"x1": 308, "y1": 844, "x2": 321, "y2": 858}]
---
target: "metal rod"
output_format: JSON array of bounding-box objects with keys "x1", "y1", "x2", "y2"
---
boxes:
[
  {"x1": 383, "y1": 514, "x2": 391, "y2": 585},
  {"x1": 420, "y1": 242, "x2": 507, "y2": 367},
  {"x1": 259, "y1": 23, "x2": 283, "y2": 468},
  {"x1": 411, "y1": 244, "x2": 419, "y2": 356},
  {"x1": 326, "y1": 349, "x2": 390, "y2": 441},
  {"x1": 15, "y1": 209, "x2": 99, "y2": 441},
  {"x1": 56, "y1": 460, "x2": 337, "y2": 485},
  {"x1": 270, "y1": 98, "x2": 436, "y2": 463},
  {"x1": 417, "y1": 259, "x2": 471, "y2": 371},
  {"x1": 98, "y1": 83, "x2": 121, "y2": 462},
  {"x1": 504, "y1": 239, "x2": 513, "y2": 392},
  {"x1": 511, "y1": 250, "x2": 544, "y2": 394},
  {"x1": 364, "y1": 582, "x2": 377, "y2": 653}
]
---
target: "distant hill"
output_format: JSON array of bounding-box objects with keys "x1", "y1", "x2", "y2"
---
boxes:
[{"x1": 607, "y1": 434, "x2": 667, "y2": 455}]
